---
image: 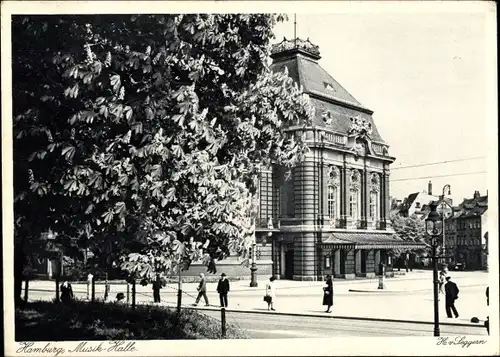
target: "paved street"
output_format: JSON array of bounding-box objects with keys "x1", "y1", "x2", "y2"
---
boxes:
[
  {"x1": 200, "y1": 310, "x2": 487, "y2": 338},
  {"x1": 26, "y1": 270, "x2": 490, "y2": 330}
]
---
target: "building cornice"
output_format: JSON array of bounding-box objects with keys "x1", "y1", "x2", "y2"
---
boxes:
[{"x1": 308, "y1": 91, "x2": 374, "y2": 115}]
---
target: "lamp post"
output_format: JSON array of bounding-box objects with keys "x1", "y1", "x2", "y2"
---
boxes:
[
  {"x1": 441, "y1": 184, "x2": 451, "y2": 266},
  {"x1": 425, "y1": 202, "x2": 443, "y2": 337},
  {"x1": 250, "y1": 219, "x2": 258, "y2": 287}
]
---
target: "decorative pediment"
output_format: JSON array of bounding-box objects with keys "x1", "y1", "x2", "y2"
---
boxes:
[
  {"x1": 328, "y1": 165, "x2": 340, "y2": 187},
  {"x1": 350, "y1": 169, "x2": 361, "y2": 191},
  {"x1": 370, "y1": 173, "x2": 380, "y2": 193},
  {"x1": 348, "y1": 116, "x2": 372, "y2": 137}
]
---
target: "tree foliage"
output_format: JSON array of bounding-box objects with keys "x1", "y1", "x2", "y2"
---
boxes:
[
  {"x1": 13, "y1": 14, "x2": 314, "y2": 286},
  {"x1": 390, "y1": 213, "x2": 429, "y2": 256}
]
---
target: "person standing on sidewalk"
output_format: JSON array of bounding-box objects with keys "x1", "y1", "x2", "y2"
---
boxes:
[
  {"x1": 444, "y1": 276, "x2": 459, "y2": 318},
  {"x1": 193, "y1": 273, "x2": 209, "y2": 306},
  {"x1": 265, "y1": 276, "x2": 277, "y2": 311},
  {"x1": 217, "y1": 273, "x2": 230, "y2": 308},
  {"x1": 152, "y1": 275, "x2": 162, "y2": 303},
  {"x1": 322, "y1": 275, "x2": 334, "y2": 313},
  {"x1": 60, "y1": 281, "x2": 74, "y2": 303}
]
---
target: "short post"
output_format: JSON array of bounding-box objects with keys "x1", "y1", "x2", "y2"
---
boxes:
[
  {"x1": 104, "y1": 272, "x2": 109, "y2": 301},
  {"x1": 91, "y1": 275, "x2": 95, "y2": 302},
  {"x1": 55, "y1": 276, "x2": 60, "y2": 303},
  {"x1": 378, "y1": 263, "x2": 385, "y2": 289},
  {"x1": 87, "y1": 273, "x2": 93, "y2": 300},
  {"x1": 126, "y1": 282, "x2": 130, "y2": 304},
  {"x1": 221, "y1": 307, "x2": 227, "y2": 338},
  {"x1": 24, "y1": 279, "x2": 29, "y2": 302},
  {"x1": 176, "y1": 263, "x2": 182, "y2": 320},
  {"x1": 131, "y1": 280, "x2": 136, "y2": 309}
]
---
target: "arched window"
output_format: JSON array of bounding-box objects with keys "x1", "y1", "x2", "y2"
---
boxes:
[
  {"x1": 327, "y1": 166, "x2": 340, "y2": 223},
  {"x1": 349, "y1": 170, "x2": 361, "y2": 220},
  {"x1": 369, "y1": 173, "x2": 381, "y2": 222}
]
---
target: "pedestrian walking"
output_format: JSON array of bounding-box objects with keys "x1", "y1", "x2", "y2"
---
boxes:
[
  {"x1": 322, "y1": 275, "x2": 334, "y2": 313},
  {"x1": 60, "y1": 281, "x2": 74, "y2": 303},
  {"x1": 264, "y1": 276, "x2": 277, "y2": 311},
  {"x1": 438, "y1": 269, "x2": 447, "y2": 296},
  {"x1": 152, "y1": 275, "x2": 162, "y2": 303},
  {"x1": 193, "y1": 273, "x2": 209, "y2": 306},
  {"x1": 444, "y1": 276, "x2": 459, "y2": 318},
  {"x1": 217, "y1": 273, "x2": 230, "y2": 308}
]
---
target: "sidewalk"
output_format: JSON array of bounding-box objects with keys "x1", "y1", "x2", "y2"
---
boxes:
[{"x1": 27, "y1": 270, "x2": 489, "y2": 329}]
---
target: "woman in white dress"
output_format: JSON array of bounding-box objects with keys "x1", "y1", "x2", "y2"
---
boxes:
[{"x1": 265, "y1": 276, "x2": 277, "y2": 311}]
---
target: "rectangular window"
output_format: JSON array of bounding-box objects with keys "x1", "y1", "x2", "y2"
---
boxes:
[
  {"x1": 369, "y1": 192, "x2": 377, "y2": 220},
  {"x1": 415, "y1": 202, "x2": 421, "y2": 209},
  {"x1": 327, "y1": 186, "x2": 337, "y2": 219},
  {"x1": 349, "y1": 190, "x2": 358, "y2": 218}
]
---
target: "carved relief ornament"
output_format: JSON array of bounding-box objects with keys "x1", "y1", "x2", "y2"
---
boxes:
[
  {"x1": 349, "y1": 169, "x2": 361, "y2": 191},
  {"x1": 370, "y1": 173, "x2": 380, "y2": 193},
  {"x1": 348, "y1": 116, "x2": 373, "y2": 137},
  {"x1": 327, "y1": 165, "x2": 340, "y2": 187}
]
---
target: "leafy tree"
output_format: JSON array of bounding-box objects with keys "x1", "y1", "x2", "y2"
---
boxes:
[
  {"x1": 13, "y1": 14, "x2": 314, "y2": 302},
  {"x1": 390, "y1": 213, "x2": 429, "y2": 257}
]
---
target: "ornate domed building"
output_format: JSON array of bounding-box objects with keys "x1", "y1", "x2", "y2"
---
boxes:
[{"x1": 254, "y1": 38, "x2": 426, "y2": 280}]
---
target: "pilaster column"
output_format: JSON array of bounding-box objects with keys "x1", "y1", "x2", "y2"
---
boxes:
[
  {"x1": 334, "y1": 249, "x2": 341, "y2": 277},
  {"x1": 341, "y1": 158, "x2": 348, "y2": 227},
  {"x1": 375, "y1": 250, "x2": 381, "y2": 274},
  {"x1": 355, "y1": 250, "x2": 362, "y2": 276},
  {"x1": 362, "y1": 166, "x2": 369, "y2": 229},
  {"x1": 384, "y1": 171, "x2": 390, "y2": 228},
  {"x1": 317, "y1": 247, "x2": 324, "y2": 279},
  {"x1": 380, "y1": 168, "x2": 387, "y2": 230}
]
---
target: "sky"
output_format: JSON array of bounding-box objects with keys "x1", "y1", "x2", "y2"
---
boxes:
[{"x1": 272, "y1": 9, "x2": 496, "y2": 206}]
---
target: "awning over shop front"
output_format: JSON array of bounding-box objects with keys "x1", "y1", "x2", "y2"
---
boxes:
[{"x1": 319, "y1": 232, "x2": 427, "y2": 250}]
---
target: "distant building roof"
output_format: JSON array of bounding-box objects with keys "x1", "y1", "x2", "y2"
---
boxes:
[{"x1": 450, "y1": 194, "x2": 488, "y2": 219}]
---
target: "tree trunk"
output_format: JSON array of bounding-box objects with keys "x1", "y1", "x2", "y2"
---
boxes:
[
  {"x1": 14, "y1": 245, "x2": 26, "y2": 306},
  {"x1": 24, "y1": 279, "x2": 29, "y2": 302}
]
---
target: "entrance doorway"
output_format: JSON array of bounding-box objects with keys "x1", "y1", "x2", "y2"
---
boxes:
[
  {"x1": 361, "y1": 250, "x2": 367, "y2": 274},
  {"x1": 285, "y1": 250, "x2": 294, "y2": 279},
  {"x1": 339, "y1": 250, "x2": 346, "y2": 275}
]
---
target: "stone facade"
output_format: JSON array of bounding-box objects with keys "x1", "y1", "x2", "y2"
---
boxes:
[
  {"x1": 252, "y1": 38, "x2": 425, "y2": 281},
  {"x1": 444, "y1": 191, "x2": 488, "y2": 270}
]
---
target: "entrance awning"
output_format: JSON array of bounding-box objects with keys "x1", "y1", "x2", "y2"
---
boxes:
[{"x1": 320, "y1": 232, "x2": 427, "y2": 250}]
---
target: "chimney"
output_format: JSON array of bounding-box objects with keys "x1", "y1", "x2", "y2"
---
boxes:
[
  {"x1": 474, "y1": 190, "x2": 480, "y2": 199},
  {"x1": 428, "y1": 181, "x2": 432, "y2": 196}
]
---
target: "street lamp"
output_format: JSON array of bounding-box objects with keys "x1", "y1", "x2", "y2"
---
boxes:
[
  {"x1": 441, "y1": 184, "x2": 451, "y2": 266},
  {"x1": 425, "y1": 202, "x2": 443, "y2": 337},
  {"x1": 250, "y1": 218, "x2": 258, "y2": 287}
]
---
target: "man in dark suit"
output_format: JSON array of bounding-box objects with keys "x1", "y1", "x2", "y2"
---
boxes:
[
  {"x1": 216, "y1": 273, "x2": 230, "y2": 308},
  {"x1": 152, "y1": 276, "x2": 162, "y2": 303},
  {"x1": 444, "y1": 276, "x2": 459, "y2": 318}
]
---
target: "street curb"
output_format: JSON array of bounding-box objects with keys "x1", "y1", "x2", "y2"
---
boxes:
[
  {"x1": 177, "y1": 304, "x2": 485, "y2": 329},
  {"x1": 348, "y1": 283, "x2": 486, "y2": 294},
  {"x1": 348, "y1": 288, "x2": 428, "y2": 293}
]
